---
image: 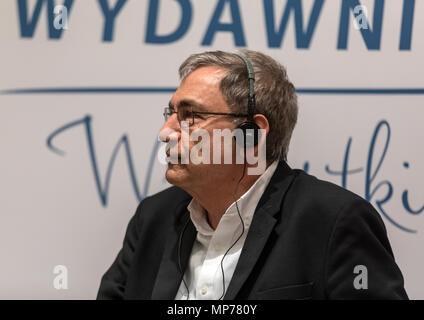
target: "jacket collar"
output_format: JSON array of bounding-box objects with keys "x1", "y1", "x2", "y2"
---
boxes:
[{"x1": 224, "y1": 161, "x2": 295, "y2": 299}]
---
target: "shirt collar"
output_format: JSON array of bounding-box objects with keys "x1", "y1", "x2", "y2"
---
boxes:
[{"x1": 187, "y1": 161, "x2": 279, "y2": 236}]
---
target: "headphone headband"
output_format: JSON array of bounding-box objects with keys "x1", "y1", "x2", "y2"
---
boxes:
[{"x1": 235, "y1": 53, "x2": 256, "y2": 121}]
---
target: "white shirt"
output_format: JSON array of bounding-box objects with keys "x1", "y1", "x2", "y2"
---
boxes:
[{"x1": 175, "y1": 161, "x2": 278, "y2": 300}]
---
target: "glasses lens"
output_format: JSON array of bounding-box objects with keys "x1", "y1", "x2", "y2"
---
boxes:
[
  {"x1": 163, "y1": 107, "x2": 195, "y2": 126},
  {"x1": 163, "y1": 107, "x2": 171, "y2": 122}
]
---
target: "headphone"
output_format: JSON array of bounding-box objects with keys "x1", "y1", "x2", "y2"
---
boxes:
[{"x1": 234, "y1": 53, "x2": 261, "y2": 148}]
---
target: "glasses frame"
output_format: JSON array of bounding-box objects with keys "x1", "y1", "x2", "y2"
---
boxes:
[{"x1": 163, "y1": 106, "x2": 248, "y2": 126}]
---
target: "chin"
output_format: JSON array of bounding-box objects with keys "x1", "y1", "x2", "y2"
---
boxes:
[{"x1": 165, "y1": 164, "x2": 189, "y2": 187}]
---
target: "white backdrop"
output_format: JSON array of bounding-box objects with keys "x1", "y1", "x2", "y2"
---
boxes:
[{"x1": 1, "y1": 0, "x2": 423, "y2": 299}]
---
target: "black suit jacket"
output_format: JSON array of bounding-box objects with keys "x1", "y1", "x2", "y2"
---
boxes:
[{"x1": 97, "y1": 161, "x2": 408, "y2": 300}]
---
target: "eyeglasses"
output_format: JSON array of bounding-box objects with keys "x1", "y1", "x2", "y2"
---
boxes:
[{"x1": 163, "y1": 106, "x2": 248, "y2": 126}]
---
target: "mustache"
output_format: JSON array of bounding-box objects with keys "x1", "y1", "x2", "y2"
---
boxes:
[{"x1": 164, "y1": 140, "x2": 185, "y2": 158}]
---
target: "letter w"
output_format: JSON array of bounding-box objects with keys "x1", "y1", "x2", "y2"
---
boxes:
[
  {"x1": 264, "y1": 0, "x2": 324, "y2": 48},
  {"x1": 17, "y1": 0, "x2": 74, "y2": 39},
  {"x1": 46, "y1": 115, "x2": 159, "y2": 206}
]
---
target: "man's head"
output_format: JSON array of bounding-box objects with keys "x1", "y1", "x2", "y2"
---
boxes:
[{"x1": 159, "y1": 50, "x2": 298, "y2": 193}]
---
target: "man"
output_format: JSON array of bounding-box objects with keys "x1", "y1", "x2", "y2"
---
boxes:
[{"x1": 97, "y1": 50, "x2": 407, "y2": 300}]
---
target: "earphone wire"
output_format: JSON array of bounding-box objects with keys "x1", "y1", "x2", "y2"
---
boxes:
[
  {"x1": 178, "y1": 215, "x2": 191, "y2": 299},
  {"x1": 218, "y1": 147, "x2": 247, "y2": 300},
  {"x1": 218, "y1": 53, "x2": 253, "y2": 300}
]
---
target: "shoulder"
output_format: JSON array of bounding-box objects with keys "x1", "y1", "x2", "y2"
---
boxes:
[
  {"x1": 291, "y1": 169, "x2": 364, "y2": 205},
  {"x1": 280, "y1": 168, "x2": 390, "y2": 256},
  {"x1": 285, "y1": 169, "x2": 380, "y2": 227}
]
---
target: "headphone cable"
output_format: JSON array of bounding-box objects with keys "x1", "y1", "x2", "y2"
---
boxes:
[{"x1": 218, "y1": 152, "x2": 247, "y2": 300}]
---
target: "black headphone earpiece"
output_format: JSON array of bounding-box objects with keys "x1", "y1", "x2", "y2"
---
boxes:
[
  {"x1": 235, "y1": 120, "x2": 260, "y2": 147},
  {"x1": 234, "y1": 54, "x2": 260, "y2": 148}
]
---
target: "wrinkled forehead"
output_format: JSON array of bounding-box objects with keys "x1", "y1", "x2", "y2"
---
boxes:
[
  {"x1": 180, "y1": 65, "x2": 227, "y2": 86},
  {"x1": 170, "y1": 66, "x2": 230, "y2": 112}
]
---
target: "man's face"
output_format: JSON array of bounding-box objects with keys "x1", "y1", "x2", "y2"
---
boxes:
[{"x1": 159, "y1": 66, "x2": 237, "y2": 191}]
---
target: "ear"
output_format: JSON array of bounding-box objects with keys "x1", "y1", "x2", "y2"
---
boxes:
[
  {"x1": 253, "y1": 114, "x2": 270, "y2": 136},
  {"x1": 251, "y1": 114, "x2": 269, "y2": 168}
]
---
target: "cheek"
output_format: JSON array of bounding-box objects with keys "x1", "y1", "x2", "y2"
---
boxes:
[
  {"x1": 214, "y1": 136, "x2": 237, "y2": 164},
  {"x1": 185, "y1": 125, "x2": 238, "y2": 163}
]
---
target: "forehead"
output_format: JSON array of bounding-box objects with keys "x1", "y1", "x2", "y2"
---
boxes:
[{"x1": 170, "y1": 66, "x2": 229, "y2": 111}]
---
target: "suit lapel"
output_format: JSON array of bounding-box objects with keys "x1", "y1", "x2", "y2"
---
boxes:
[
  {"x1": 224, "y1": 161, "x2": 296, "y2": 299},
  {"x1": 151, "y1": 201, "x2": 197, "y2": 299}
]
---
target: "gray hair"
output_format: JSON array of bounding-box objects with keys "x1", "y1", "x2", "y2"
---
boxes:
[{"x1": 178, "y1": 49, "x2": 298, "y2": 162}]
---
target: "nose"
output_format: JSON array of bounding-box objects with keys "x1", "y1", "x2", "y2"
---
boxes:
[{"x1": 159, "y1": 113, "x2": 180, "y2": 143}]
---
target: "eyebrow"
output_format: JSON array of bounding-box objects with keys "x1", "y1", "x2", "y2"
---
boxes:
[{"x1": 168, "y1": 99, "x2": 206, "y2": 111}]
